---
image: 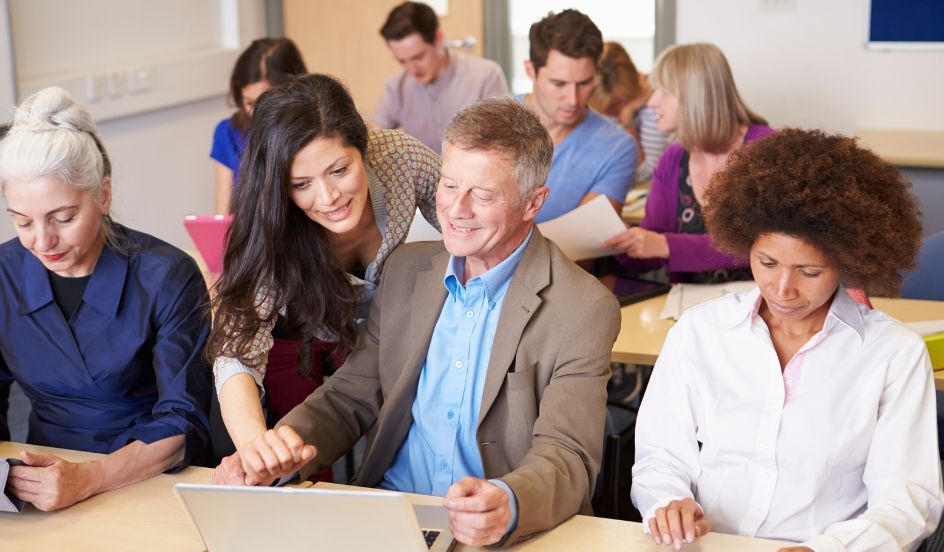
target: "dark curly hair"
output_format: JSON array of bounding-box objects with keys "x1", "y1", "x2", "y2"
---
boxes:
[{"x1": 703, "y1": 128, "x2": 923, "y2": 296}]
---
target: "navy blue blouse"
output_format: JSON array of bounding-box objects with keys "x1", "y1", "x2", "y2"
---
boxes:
[{"x1": 0, "y1": 226, "x2": 212, "y2": 466}]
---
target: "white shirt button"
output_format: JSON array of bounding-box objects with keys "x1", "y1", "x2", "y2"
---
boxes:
[
  {"x1": 455, "y1": 360, "x2": 464, "y2": 369},
  {"x1": 465, "y1": 310, "x2": 474, "y2": 318}
]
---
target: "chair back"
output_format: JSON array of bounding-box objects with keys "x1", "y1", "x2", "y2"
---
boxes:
[{"x1": 902, "y1": 231, "x2": 944, "y2": 301}]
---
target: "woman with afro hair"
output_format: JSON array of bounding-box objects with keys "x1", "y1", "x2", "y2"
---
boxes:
[{"x1": 631, "y1": 128, "x2": 943, "y2": 551}]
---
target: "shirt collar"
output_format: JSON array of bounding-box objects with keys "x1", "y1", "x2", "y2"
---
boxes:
[
  {"x1": 425, "y1": 49, "x2": 456, "y2": 89},
  {"x1": 19, "y1": 242, "x2": 128, "y2": 318},
  {"x1": 82, "y1": 243, "x2": 128, "y2": 318},
  {"x1": 443, "y1": 228, "x2": 533, "y2": 307},
  {"x1": 724, "y1": 284, "x2": 866, "y2": 342},
  {"x1": 20, "y1": 251, "x2": 54, "y2": 315}
]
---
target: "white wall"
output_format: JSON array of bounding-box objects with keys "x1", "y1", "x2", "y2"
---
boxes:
[
  {"x1": 675, "y1": 0, "x2": 944, "y2": 133},
  {"x1": 0, "y1": 96, "x2": 234, "y2": 249},
  {"x1": 0, "y1": 1, "x2": 266, "y2": 249}
]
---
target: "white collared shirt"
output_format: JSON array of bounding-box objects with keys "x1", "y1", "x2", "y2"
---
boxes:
[{"x1": 632, "y1": 286, "x2": 943, "y2": 551}]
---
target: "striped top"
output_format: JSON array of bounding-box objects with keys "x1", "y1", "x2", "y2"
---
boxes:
[
  {"x1": 631, "y1": 106, "x2": 672, "y2": 183},
  {"x1": 213, "y1": 129, "x2": 442, "y2": 393}
]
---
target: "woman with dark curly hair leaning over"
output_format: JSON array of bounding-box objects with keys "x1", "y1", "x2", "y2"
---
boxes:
[{"x1": 631, "y1": 128, "x2": 943, "y2": 551}]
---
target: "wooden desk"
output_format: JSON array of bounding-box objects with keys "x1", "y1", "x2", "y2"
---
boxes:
[
  {"x1": 855, "y1": 129, "x2": 944, "y2": 169},
  {"x1": 622, "y1": 180, "x2": 651, "y2": 226},
  {"x1": 0, "y1": 441, "x2": 211, "y2": 551},
  {"x1": 0, "y1": 441, "x2": 787, "y2": 551},
  {"x1": 313, "y1": 483, "x2": 789, "y2": 551},
  {"x1": 612, "y1": 292, "x2": 944, "y2": 389}
]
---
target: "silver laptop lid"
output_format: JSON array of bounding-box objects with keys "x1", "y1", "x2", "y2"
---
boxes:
[{"x1": 174, "y1": 484, "x2": 452, "y2": 552}]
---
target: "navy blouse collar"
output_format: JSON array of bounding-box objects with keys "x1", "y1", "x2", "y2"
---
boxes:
[{"x1": 19, "y1": 244, "x2": 128, "y2": 318}]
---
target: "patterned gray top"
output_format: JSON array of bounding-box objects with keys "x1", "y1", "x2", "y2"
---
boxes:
[{"x1": 213, "y1": 129, "x2": 441, "y2": 393}]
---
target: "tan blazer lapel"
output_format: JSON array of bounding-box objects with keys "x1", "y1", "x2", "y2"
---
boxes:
[
  {"x1": 477, "y1": 229, "x2": 551, "y2": 426},
  {"x1": 358, "y1": 248, "x2": 451, "y2": 484},
  {"x1": 388, "y1": 248, "x2": 451, "y2": 406}
]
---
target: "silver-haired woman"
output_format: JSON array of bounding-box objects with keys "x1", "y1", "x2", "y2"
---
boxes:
[{"x1": 0, "y1": 87, "x2": 212, "y2": 510}]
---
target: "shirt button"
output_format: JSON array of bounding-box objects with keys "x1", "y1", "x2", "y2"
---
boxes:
[
  {"x1": 455, "y1": 360, "x2": 464, "y2": 369},
  {"x1": 447, "y1": 410, "x2": 455, "y2": 419},
  {"x1": 465, "y1": 310, "x2": 474, "y2": 318},
  {"x1": 439, "y1": 460, "x2": 448, "y2": 471}
]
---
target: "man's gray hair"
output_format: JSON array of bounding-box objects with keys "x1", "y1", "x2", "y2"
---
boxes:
[{"x1": 443, "y1": 96, "x2": 553, "y2": 200}]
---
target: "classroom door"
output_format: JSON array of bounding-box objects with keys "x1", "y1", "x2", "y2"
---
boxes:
[{"x1": 284, "y1": 0, "x2": 486, "y2": 119}]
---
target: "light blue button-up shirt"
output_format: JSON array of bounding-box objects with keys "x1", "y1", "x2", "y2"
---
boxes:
[{"x1": 380, "y1": 230, "x2": 533, "y2": 530}]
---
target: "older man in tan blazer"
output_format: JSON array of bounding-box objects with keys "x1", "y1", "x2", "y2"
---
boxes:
[{"x1": 214, "y1": 97, "x2": 621, "y2": 546}]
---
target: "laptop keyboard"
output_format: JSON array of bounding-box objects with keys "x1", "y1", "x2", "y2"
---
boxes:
[{"x1": 422, "y1": 530, "x2": 440, "y2": 549}]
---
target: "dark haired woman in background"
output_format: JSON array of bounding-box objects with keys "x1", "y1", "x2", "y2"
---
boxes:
[
  {"x1": 210, "y1": 38, "x2": 307, "y2": 214},
  {"x1": 207, "y1": 74, "x2": 440, "y2": 483}
]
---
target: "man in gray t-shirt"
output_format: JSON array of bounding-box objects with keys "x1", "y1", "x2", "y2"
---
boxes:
[{"x1": 372, "y1": 1, "x2": 508, "y2": 154}]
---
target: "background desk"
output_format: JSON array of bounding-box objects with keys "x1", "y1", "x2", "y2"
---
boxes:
[
  {"x1": 621, "y1": 180, "x2": 651, "y2": 226},
  {"x1": 612, "y1": 292, "x2": 944, "y2": 389},
  {"x1": 855, "y1": 129, "x2": 944, "y2": 169}
]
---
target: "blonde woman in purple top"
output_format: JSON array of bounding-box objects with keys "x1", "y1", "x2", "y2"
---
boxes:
[{"x1": 604, "y1": 43, "x2": 773, "y2": 283}]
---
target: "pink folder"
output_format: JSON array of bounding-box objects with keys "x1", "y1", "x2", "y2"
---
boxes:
[{"x1": 183, "y1": 214, "x2": 233, "y2": 274}]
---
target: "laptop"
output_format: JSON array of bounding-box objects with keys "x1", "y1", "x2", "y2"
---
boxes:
[
  {"x1": 173, "y1": 483, "x2": 456, "y2": 552},
  {"x1": 597, "y1": 274, "x2": 671, "y2": 306},
  {"x1": 183, "y1": 214, "x2": 233, "y2": 274}
]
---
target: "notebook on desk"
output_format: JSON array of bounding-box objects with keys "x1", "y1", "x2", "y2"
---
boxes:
[
  {"x1": 183, "y1": 214, "x2": 232, "y2": 274},
  {"x1": 173, "y1": 483, "x2": 456, "y2": 552}
]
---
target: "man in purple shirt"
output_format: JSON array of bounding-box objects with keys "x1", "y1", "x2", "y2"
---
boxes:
[{"x1": 373, "y1": 1, "x2": 509, "y2": 154}]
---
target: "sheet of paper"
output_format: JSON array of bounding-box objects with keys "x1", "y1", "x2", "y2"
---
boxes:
[
  {"x1": 405, "y1": 209, "x2": 443, "y2": 243},
  {"x1": 659, "y1": 281, "x2": 756, "y2": 320},
  {"x1": 537, "y1": 195, "x2": 626, "y2": 261},
  {"x1": 905, "y1": 320, "x2": 944, "y2": 336}
]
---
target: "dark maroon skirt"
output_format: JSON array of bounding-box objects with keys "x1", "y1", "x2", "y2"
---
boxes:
[{"x1": 262, "y1": 338, "x2": 338, "y2": 483}]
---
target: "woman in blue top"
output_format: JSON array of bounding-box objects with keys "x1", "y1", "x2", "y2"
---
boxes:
[
  {"x1": 210, "y1": 38, "x2": 307, "y2": 214},
  {"x1": 0, "y1": 87, "x2": 212, "y2": 511}
]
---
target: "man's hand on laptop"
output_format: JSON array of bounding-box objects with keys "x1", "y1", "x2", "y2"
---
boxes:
[
  {"x1": 211, "y1": 426, "x2": 316, "y2": 486},
  {"x1": 443, "y1": 477, "x2": 512, "y2": 546}
]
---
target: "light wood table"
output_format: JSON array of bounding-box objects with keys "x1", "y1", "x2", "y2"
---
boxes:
[
  {"x1": 622, "y1": 180, "x2": 651, "y2": 225},
  {"x1": 313, "y1": 483, "x2": 790, "y2": 551},
  {"x1": 0, "y1": 441, "x2": 211, "y2": 551},
  {"x1": 0, "y1": 441, "x2": 788, "y2": 551},
  {"x1": 855, "y1": 129, "x2": 944, "y2": 169},
  {"x1": 612, "y1": 293, "x2": 944, "y2": 388}
]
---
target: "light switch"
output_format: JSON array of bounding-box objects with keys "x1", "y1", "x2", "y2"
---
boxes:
[
  {"x1": 106, "y1": 71, "x2": 126, "y2": 98},
  {"x1": 127, "y1": 67, "x2": 152, "y2": 94},
  {"x1": 85, "y1": 74, "x2": 106, "y2": 102}
]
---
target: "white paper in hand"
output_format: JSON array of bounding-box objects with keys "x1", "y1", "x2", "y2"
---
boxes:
[{"x1": 537, "y1": 195, "x2": 626, "y2": 261}]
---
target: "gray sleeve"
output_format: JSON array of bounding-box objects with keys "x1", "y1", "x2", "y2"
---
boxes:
[{"x1": 372, "y1": 77, "x2": 401, "y2": 129}]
